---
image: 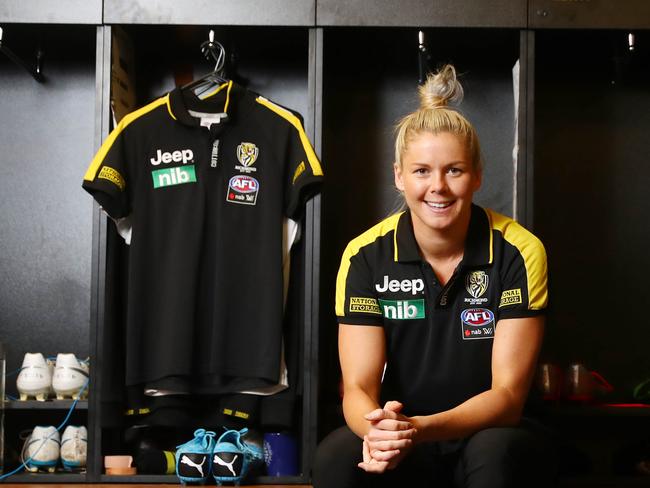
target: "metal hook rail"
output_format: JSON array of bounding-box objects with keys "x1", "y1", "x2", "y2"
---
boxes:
[{"x1": 0, "y1": 26, "x2": 45, "y2": 82}]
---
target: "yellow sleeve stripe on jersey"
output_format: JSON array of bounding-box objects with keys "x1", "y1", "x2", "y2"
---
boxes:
[
  {"x1": 335, "y1": 213, "x2": 403, "y2": 317},
  {"x1": 255, "y1": 97, "x2": 324, "y2": 177},
  {"x1": 487, "y1": 209, "x2": 548, "y2": 310},
  {"x1": 484, "y1": 208, "x2": 495, "y2": 265},
  {"x1": 84, "y1": 95, "x2": 170, "y2": 181}
]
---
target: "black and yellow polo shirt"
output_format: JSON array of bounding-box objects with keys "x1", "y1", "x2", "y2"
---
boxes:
[
  {"x1": 335, "y1": 204, "x2": 547, "y2": 416},
  {"x1": 82, "y1": 81, "x2": 322, "y2": 394}
]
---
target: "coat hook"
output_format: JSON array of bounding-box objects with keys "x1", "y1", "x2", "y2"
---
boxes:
[
  {"x1": 628, "y1": 32, "x2": 635, "y2": 52},
  {"x1": 418, "y1": 30, "x2": 431, "y2": 85},
  {"x1": 201, "y1": 28, "x2": 225, "y2": 73}
]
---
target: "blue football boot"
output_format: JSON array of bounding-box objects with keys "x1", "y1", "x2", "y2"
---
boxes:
[
  {"x1": 175, "y1": 428, "x2": 216, "y2": 484},
  {"x1": 212, "y1": 428, "x2": 263, "y2": 485}
]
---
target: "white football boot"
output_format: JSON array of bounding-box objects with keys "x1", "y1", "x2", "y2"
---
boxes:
[
  {"x1": 60, "y1": 425, "x2": 88, "y2": 470},
  {"x1": 23, "y1": 425, "x2": 60, "y2": 472},
  {"x1": 52, "y1": 353, "x2": 89, "y2": 400},
  {"x1": 16, "y1": 353, "x2": 53, "y2": 401}
]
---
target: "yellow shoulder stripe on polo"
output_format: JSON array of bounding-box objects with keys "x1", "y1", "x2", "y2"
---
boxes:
[
  {"x1": 335, "y1": 213, "x2": 403, "y2": 317},
  {"x1": 487, "y1": 209, "x2": 548, "y2": 310},
  {"x1": 255, "y1": 97, "x2": 323, "y2": 177},
  {"x1": 84, "y1": 95, "x2": 170, "y2": 181}
]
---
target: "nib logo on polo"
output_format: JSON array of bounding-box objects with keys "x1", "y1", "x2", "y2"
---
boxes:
[{"x1": 149, "y1": 148, "x2": 197, "y2": 189}]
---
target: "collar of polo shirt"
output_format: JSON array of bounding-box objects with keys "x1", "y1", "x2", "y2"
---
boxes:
[
  {"x1": 394, "y1": 204, "x2": 493, "y2": 267},
  {"x1": 167, "y1": 80, "x2": 249, "y2": 128}
]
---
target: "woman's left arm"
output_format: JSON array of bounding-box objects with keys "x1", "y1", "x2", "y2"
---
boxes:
[{"x1": 408, "y1": 315, "x2": 545, "y2": 442}]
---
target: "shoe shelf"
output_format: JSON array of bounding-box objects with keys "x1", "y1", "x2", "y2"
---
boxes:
[
  {"x1": 5, "y1": 399, "x2": 88, "y2": 410},
  {"x1": 99, "y1": 474, "x2": 310, "y2": 484},
  {"x1": 5, "y1": 472, "x2": 88, "y2": 483}
]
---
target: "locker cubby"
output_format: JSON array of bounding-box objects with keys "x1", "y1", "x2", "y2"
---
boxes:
[
  {"x1": 94, "y1": 23, "x2": 319, "y2": 485},
  {"x1": 0, "y1": 22, "x2": 98, "y2": 482},
  {"x1": 534, "y1": 29, "x2": 650, "y2": 391},
  {"x1": 318, "y1": 26, "x2": 524, "y2": 434}
]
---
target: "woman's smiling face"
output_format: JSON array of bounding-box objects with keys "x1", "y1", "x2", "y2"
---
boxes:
[{"x1": 394, "y1": 131, "x2": 481, "y2": 236}]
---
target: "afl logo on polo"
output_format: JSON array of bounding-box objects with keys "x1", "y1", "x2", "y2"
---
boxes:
[
  {"x1": 227, "y1": 175, "x2": 259, "y2": 205},
  {"x1": 466, "y1": 271, "x2": 488, "y2": 299},
  {"x1": 461, "y1": 308, "x2": 495, "y2": 340}
]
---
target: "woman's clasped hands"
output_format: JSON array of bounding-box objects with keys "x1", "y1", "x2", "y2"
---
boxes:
[{"x1": 358, "y1": 400, "x2": 419, "y2": 473}]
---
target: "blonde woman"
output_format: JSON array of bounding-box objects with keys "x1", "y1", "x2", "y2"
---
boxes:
[{"x1": 314, "y1": 65, "x2": 556, "y2": 488}]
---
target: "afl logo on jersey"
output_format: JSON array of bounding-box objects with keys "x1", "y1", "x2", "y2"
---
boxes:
[
  {"x1": 227, "y1": 175, "x2": 259, "y2": 205},
  {"x1": 461, "y1": 308, "x2": 495, "y2": 340}
]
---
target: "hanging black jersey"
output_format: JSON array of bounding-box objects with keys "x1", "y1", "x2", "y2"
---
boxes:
[{"x1": 83, "y1": 81, "x2": 323, "y2": 393}]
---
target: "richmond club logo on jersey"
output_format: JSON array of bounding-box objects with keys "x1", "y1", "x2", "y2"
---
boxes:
[
  {"x1": 464, "y1": 270, "x2": 489, "y2": 305},
  {"x1": 235, "y1": 142, "x2": 259, "y2": 174},
  {"x1": 150, "y1": 148, "x2": 194, "y2": 166}
]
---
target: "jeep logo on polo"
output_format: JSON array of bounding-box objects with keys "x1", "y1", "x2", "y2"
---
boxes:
[
  {"x1": 375, "y1": 275, "x2": 424, "y2": 295},
  {"x1": 378, "y1": 299, "x2": 425, "y2": 320},
  {"x1": 466, "y1": 271, "x2": 489, "y2": 299},
  {"x1": 150, "y1": 148, "x2": 194, "y2": 165}
]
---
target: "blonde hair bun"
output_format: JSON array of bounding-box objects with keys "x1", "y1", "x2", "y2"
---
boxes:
[{"x1": 418, "y1": 64, "x2": 464, "y2": 110}]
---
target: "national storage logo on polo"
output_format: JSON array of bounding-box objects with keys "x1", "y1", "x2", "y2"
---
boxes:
[
  {"x1": 349, "y1": 297, "x2": 382, "y2": 315},
  {"x1": 378, "y1": 299, "x2": 425, "y2": 320}
]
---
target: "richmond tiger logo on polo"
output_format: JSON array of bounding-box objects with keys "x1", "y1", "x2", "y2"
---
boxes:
[
  {"x1": 378, "y1": 299, "x2": 425, "y2": 320},
  {"x1": 235, "y1": 142, "x2": 259, "y2": 173},
  {"x1": 152, "y1": 166, "x2": 197, "y2": 188},
  {"x1": 150, "y1": 148, "x2": 194, "y2": 165},
  {"x1": 464, "y1": 270, "x2": 489, "y2": 305}
]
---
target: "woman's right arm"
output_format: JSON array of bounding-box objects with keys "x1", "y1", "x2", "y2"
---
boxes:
[{"x1": 338, "y1": 323, "x2": 386, "y2": 438}]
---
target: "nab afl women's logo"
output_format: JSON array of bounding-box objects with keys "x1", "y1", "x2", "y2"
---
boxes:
[
  {"x1": 236, "y1": 142, "x2": 259, "y2": 167},
  {"x1": 466, "y1": 271, "x2": 489, "y2": 299}
]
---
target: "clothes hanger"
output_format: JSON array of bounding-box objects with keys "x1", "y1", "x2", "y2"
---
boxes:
[{"x1": 181, "y1": 29, "x2": 229, "y2": 98}]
